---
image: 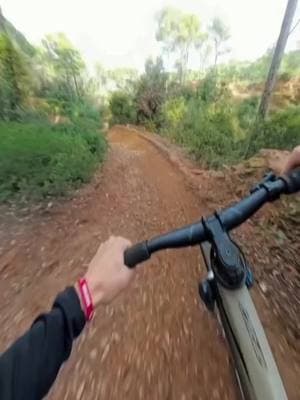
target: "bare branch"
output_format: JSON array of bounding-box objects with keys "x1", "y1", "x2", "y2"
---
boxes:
[{"x1": 289, "y1": 17, "x2": 300, "y2": 36}]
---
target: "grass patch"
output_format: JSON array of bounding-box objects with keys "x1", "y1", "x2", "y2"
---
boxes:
[{"x1": 0, "y1": 121, "x2": 107, "y2": 202}]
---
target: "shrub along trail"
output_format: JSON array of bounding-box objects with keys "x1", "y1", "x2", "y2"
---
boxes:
[{"x1": 0, "y1": 126, "x2": 299, "y2": 399}]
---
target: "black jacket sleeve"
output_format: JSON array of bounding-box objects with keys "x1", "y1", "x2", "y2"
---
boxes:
[{"x1": 0, "y1": 287, "x2": 86, "y2": 400}]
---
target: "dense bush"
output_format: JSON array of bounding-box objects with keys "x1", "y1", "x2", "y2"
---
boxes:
[
  {"x1": 0, "y1": 122, "x2": 106, "y2": 202},
  {"x1": 236, "y1": 97, "x2": 259, "y2": 129},
  {"x1": 161, "y1": 96, "x2": 187, "y2": 133},
  {"x1": 182, "y1": 102, "x2": 242, "y2": 167},
  {"x1": 109, "y1": 91, "x2": 136, "y2": 125},
  {"x1": 248, "y1": 106, "x2": 300, "y2": 156},
  {"x1": 160, "y1": 76, "x2": 244, "y2": 167}
]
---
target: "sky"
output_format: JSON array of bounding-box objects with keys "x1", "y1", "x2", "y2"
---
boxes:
[{"x1": 1, "y1": 0, "x2": 300, "y2": 72}]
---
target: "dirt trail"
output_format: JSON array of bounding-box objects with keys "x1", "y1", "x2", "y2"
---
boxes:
[{"x1": 0, "y1": 126, "x2": 298, "y2": 399}]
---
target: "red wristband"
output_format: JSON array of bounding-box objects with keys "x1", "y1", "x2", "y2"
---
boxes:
[{"x1": 78, "y1": 278, "x2": 94, "y2": 321}]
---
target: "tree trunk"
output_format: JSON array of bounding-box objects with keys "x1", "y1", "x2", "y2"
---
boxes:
[
  {"x1": 178, "y1": 49, "x2": 185, "y2": 85},
  {"x1": 72, "y1": 72, "x2": 80, "y2": 99},
  {"x1": 213, "y1": 39, "x2": 219, "y2": 68},
  {"x1": 183, "y1": 45, "x2": 189, "y2": 83},
  {"x1": 258, "y1": 0, "x2": 298, "y2": 119}
]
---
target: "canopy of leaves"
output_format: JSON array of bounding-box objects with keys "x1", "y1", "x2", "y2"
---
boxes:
[
  {"x1": 208, "y1": 17, "x2": 230, "y2": 65},
  {"x1": 156, "y1": 7, "x2": 201, "y2": 52},
  {"x1": 94, "y1": 64, "x2": 139, "y2": 95},
  {"x1": 156, "y1": 7, "x2": 202, "y2": 82},
  {"x1": 0, "y1": 34, "x2": 32, "y2": 120},
  {"x1": 34, "y1": 33, "x2": 89, "y2": 109}
]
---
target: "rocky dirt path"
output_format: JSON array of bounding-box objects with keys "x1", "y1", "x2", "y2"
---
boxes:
[{"x1": 0, "y1": 126, "x2": 299, "y2": 399}]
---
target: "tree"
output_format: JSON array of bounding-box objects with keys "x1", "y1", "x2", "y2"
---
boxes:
[
  {"x1": 258, "y1": 0, "x2": 298, "y2": 119},
  {"x1": 107, "y1": 68, "x2": 138, "y2": 92},
  {"x1": 0, "y1": 34, "x2": 31, "y2": 119},
  {"x1": 156, "y1": 7, "x2": 201, "y2": 83},
  {"x1": 93, "y1": 64, "x2": 138, "y2": 97},
  {"x1": 40, "y1": 33, "x2": 86, "y2": 101},
  {"x1": 195, "y1": 32, "x2": 212, "y2": 72},
  {"x1": 208, "y1": 17, "x2": 230, "y2": 66},
  {"x1": 135, "y1": 57, "x2": 168, "y2": 122}
]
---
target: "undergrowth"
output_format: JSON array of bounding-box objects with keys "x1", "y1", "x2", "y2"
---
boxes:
[{"x1": 0, "y1": 121, "x2": 107, "y2": 202}]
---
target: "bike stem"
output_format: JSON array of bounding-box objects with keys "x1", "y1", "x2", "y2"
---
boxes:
[{"x1": 202, "y1": 214, "x2": 247, "y2": 290}]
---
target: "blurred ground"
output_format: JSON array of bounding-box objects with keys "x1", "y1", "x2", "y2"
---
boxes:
[{"x1": 0, "y1": 126, "x2": 299, "y2": 399}]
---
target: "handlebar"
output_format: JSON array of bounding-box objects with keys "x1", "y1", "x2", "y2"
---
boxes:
[{"x1": 124, "y1": 169, "x2": 300, "y2": 268}]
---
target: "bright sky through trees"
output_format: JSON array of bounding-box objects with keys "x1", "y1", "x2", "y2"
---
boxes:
[{"x1": 2, "y1": 0, "x2": 299, "y2": 71}]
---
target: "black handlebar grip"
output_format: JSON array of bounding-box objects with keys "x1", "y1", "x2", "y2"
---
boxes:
[
  {"x1": 283, "y1": 168, "x2": 300, "y2": 194},
  {"x1": 124, "y1": 241, "x2": 151, "y2": 268}
]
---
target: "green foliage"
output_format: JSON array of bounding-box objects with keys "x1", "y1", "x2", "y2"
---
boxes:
[
  {"x1": 197, "y1": 71, "x2": 219, "y2": 102},
  {"x1": 156, "y1": 7, "x2": 202, "y2": 82},
  {"x1": 35, "y1": 33, "x2": 86, "y2": 104},
  {"x1": 185, "y1": 116, "x2": 241, "y2": 167},
  {"x1": 135, "y1": 57, "x2": 167, "y2": 125},
  {"x1": 93, "y1": 64, "x2": 139, "y2": 100},
  {"x1": 281, "y1": 49, "x2": 300, "y2": 77},
  {"x1": 109, "y1": 91, "x2": 136, "y2": 125},
  {"x1": 236, "y1": 97, "x2": 259, "y2": 129},
  {"x1": 216, "y1": 47, "x2": 300, "y2": 84},
  {"x1": 161, "y1": 96, "x2": 187, "y2": 131},
  {"x1": 248, "y1": 106, "x2": 300, "y2": 155},
  {"x1": 109, "y1": 57, "x2": 168, "y2": 127},
  {"x1": 0, "y1": 14, "x2": 107, "y2": 204},
  {"x1": 181, "y1": 102, "x2": 242, "y2": 167},
  {"x1": 208, "y1": 17, "x2": 230, "y2": 66},
  {"x1": 107, "y1": 68, "x2": 138, "y2": 91},
  {"x1": 160, "y1": 75, "x2": 299, "y2": 167},
  {"x1": 160, "y1": 75, "x2": 243, "y2": 167},
  {"x1": 0, "y1": 121, "x2": 106, "y2": 202},
  {"x1": 0, "y1": 34, "x2": 31, "y2": 120},
  {"x1": 217, "y1": 49, "x2": 272, "y2": 83}
]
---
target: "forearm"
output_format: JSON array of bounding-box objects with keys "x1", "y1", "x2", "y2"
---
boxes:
[
  {"x1": 0, "y1": 287, "x2": 85, "y2": 400},
  {"x1": 0, "y1": 235, "x2": 134, "y2": 400}
]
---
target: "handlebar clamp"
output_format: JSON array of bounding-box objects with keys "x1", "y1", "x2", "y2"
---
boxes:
[{"x1": 202, "y1": 215, "x2": 246, "y2": 289}]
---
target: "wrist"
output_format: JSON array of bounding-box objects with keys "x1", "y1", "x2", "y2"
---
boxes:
[
  {"x1": 75, "y1": 277, "x2": 97, "y2": 321},
  {"x1": 75, "y1": 283, "x2": 85, "y2": 312},
  {"x1": 84, "y1": 275, "x2": 105, "y2": 307}
]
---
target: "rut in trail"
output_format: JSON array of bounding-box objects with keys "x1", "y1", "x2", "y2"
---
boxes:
[{"x1": 0, "y1": 127, "x2": 299, "y2": 400}]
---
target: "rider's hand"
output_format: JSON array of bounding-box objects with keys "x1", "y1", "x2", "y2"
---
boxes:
[
  {"x1": 77, "y1": 236, "x2": 134, "y2": 307},
  {"x1": 282, "y1": 146, "x2": 300, "y2": 174}
]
